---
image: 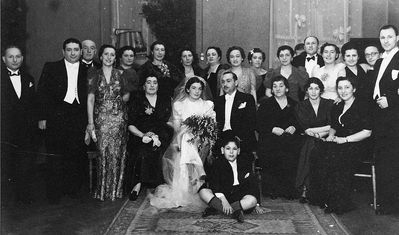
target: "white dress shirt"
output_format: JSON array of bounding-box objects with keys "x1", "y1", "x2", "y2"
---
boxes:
[
  {"x1": 8, "y1": 68, "x2": 21, "y2": 99},
  {"x1": 305, "y1": 54, "x2": 318, "y2": 75},
  {"x1": 228, "y1": 159, "x2": 239, "y2": 186},
  {"x1": 63, "y1": 60, "x2": 80, "y2": 104},
  {"x1": 373, "y1": 47, "x2": 399, "y2": 99},
  {"x1": 223, "y1": 90, "x2": 237, "y2": 131}
]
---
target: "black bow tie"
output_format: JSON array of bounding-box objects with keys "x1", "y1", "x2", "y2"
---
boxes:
[
  {"x1": 306, "y1": 56, "x2": 315, "y2": 62},
  {"x1": 8, "y1": 70, "x2": 20, "y2": 76}
]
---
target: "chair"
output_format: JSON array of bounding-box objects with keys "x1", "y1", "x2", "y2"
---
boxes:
[
  {"x1": 353, "y1": 157, "x2": 377, "y2": 211},
  {"x1": 87, "y1": 151, "x2": 99, "y2": 193}
]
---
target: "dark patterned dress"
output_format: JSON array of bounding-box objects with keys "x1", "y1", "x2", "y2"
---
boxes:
[
  {"x1": 308, "y1": 98, "x2": 371, "y2": 214},
  {"x1": 88, "y1": 68, "x2": 133, "y2": 201}
]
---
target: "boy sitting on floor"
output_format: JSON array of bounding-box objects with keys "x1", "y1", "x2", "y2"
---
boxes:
[{"x1": 199, "y1": 131, "x2": 258, "y2": 223}]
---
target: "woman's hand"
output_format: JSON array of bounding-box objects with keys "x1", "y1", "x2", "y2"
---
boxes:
[
  {"x1": 220, "y1": 197, "x2": 233, "y2": 215},
  {"x1": 325, "y1": 135, "x2": 335, "y2": 142},
  {"x1": 305, "y1": 129, "x2": 315, "y2": 137},
  {"x1": 333, "y1": 97, "x2": 342, "y2": 105},
  {"x1": 285, "y1": 126, "x2": 296, "y2": 135},
  {"x1": 142, "y1": 134, "x2": 152, "y2": 143},
  {"x1": 334, "y1": 137, "x2": 347, "y2": 144},
  {"x1": 86, "y1": 123, "x2": 97, "y2": 142},
  {"x1": 272, "y1": 127, "x2": 285, "y2": 136}
]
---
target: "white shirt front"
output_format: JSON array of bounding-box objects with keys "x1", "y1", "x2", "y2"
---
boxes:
[
  {"x1": 305, "y1": 54, "x2": 318, "y2": 75},
  {"x1": 228, "y1": 159, "x2": 239, "y2": 186},
  {"x1": 373, "y1": 47, "x2": 399, "y2": 99},
  {"x1": 223, "y1": 90, "x2": 237, "y2": 131},
  {"x1": 63, "y1": 60, "x2": 80, "y2": 104},
  {"x1": 8, "y1": 69, "x2": 21, "y2": 99}
]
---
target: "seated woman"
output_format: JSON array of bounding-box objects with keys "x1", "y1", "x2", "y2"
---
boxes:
[
  {"x1": 295, "y1": 77, "x2": 333, "y2": 203},
  {"x1": 308, "y1": 76, "x2": 372, "y2": 215},
  {"x1": 257, "y1": 75, "x2": 301, "y2": 200},
  {"x1": 199, "y1": 131, "x2": 258, "y2": 223},
  {"x1": 311, "y1": 43, "x2": 346, "y2": 102},
  {"x1": 127, "y1": 75, "x2": 174, "y2": 201},
  {"x1": 265, "y1": 45, "x2": 308, "y2": 102},
  {"x1": 149, "y1": 76, "x2": 217, "y2": 211}
]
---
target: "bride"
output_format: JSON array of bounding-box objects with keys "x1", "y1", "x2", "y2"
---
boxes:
[{"x1": 149, "y1": 76, "x2": 216, "y2": 211}]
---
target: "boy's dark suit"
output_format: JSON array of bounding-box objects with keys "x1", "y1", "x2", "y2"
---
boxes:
[
  {"x1": 1, "y1": 65, "x2": 36, "y2": 202},
  {"x1": 215, "y1": 91, "x2": 257, "y2": 154},
  {"x1": 208, "y1": 156, "x2": 258, "y2": 203},
  {"x1": 37, "y1": 59, "x2": 88, "y2": 202},
  {"x1": 370, "y1": 50, "x2": 399, "y2": 213}
]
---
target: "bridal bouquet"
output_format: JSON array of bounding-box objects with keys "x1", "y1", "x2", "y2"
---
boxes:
[{"x1": 182, "y1": 115, "x2": 218, "y2": 152}]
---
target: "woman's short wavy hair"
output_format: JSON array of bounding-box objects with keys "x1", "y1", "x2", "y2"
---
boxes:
[
  {"x1": 226, "y1": 46, "x2": 245, "y2": 64},
  {"x1": 276, "y1": 45, "x2": 295, "y2": 58},
  {"x1": 304, "y1": 77, "x2": 325, "y2": 93},
  {"x1": 320, "y1": 42, "x2": 340, "y2": 60},
  {"x1": 248, "y1": 48, "x2": 266, "y2": 63}
]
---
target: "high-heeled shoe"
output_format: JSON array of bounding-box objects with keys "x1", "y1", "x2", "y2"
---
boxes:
[{"x1": 129, "y1": 190, "x2": 139, "y2": 201}]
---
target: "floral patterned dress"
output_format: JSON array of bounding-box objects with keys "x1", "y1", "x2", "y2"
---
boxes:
[{"x1": 88, "y1": 68, "x2": 133, "y2": 201}]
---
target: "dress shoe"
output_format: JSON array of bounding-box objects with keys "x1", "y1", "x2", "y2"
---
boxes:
[
  {"x1": 324, "y1": 207, "x2": 334, "y2": 214},
  {"x1": 202, "y1": 207, "x2": 218, "y2": 218},
  {"x1": 232, "y1": 209, "x2": 244, "y2": 223},
  {"x1": 129, "y1": 191, "x2": 139, "y2": 201}
]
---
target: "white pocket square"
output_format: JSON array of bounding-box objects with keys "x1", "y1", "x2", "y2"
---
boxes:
[
  {"x1": 392, "y1": 70, "x2": 399, "y2": 80},
  {"x1": 29, "y1": 82, "x2": 34, "y2": 87},
  {"x1": 244, "y1": 173, "x2": 250, "y2": 178},
  {"x1": 238, "y1": 102, "x2": 247, "y2": 109}
]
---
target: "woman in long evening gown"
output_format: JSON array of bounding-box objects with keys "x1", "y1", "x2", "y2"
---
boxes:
[
  {"x1": 257, "y1": 75, "x2": 301, "y2": 199},
  {"x1": 295, "y1": 77, "x2": 333, "y2": 203},
  {"x1": 308, "y1": 76, "x2": 372, "y2": 214},
  {"x1": 204, "y1": 46, "x2": 230, "y2": 99},
  {"x1": 87, "y1": 45, "x2": 133, "y2": 201},
  {"x1": 127, "y1": 75, "x2": 173, "y2": 200},
  {"x1": 149, "y1": 76, "x2": 216, "y2": 211}
]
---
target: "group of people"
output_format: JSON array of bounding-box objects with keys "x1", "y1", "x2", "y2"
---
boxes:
[{"x1": 1, "y1": 24, "x2": 398, "y2": 222}]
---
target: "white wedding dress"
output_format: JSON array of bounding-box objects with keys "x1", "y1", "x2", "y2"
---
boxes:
[{"x1": 149, "y1": 97, "x2": 216, "y2": 211}]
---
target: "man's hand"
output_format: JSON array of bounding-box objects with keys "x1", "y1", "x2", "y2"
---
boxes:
[
  {"x1": 272, "y1": 127, "x2": 285, "y2": 136},
  {"x1": 220, "y1": 197, "x2": 233, "y2": 215},
  {"x1": 376, "y1": 96, "x2": 388, "y2": 109},
  {"x1": 284, "y1": 126, "x2": 296, "y2": 135},
  {"x1": 38, "y1": 120, "x2": 47, "y2": 130}
]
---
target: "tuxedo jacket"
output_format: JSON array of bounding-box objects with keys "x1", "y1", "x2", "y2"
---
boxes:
[
  {"x1": 292, "y1": 52, "x2": 324, "y2": 69},
  {"x1": 371, "y1": 51, "x2": 399, "y2": 139},
  {"x1": 208, "y1": 156, "x2": 258, "y2": 200},
  {"x1": 215, "y1": 91, "x2": 257, "y2": 152},
  {"x1": 1, "y1": 66, "x2": 36, "y2": 146},
  {"x1": 37, "y1": 59, "x2": 88, "y2": 127}
]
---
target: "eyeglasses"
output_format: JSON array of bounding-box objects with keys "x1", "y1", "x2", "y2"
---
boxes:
[{"x1": 365, "y1": 52, "x2": 379, "y2": 58}]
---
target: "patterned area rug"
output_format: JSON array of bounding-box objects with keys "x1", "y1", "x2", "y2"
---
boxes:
[{"x1": 105, "y1": 193, "x2": 350, "y2": 234}]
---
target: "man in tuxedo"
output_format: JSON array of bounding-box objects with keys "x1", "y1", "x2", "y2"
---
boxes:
[
  {"x1": 215, "y1": 71, "x2": 257, "y2": 157},
  {"x1": 1, "y1": 45, "x2": 36, "y2": 204},
  {"x1": 81, "y1": 39, "x2": 100, "y2": 69},
  {"x1": 292, "y1": 36, "x2": 324, "y2": 75},
  {"x1": 371, "y1": 25, "x2": 399, "y2": 215},
  {"x1": 37, "y1": 38, "x2": 88, "y2": 203},
  {"x1": 199, "y1": 132, "x2": 258, "y2": 223}
]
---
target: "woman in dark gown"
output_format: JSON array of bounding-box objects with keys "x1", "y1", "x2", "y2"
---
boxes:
[
  {"x1": 308, "y1": 76, "x2": 372, "y2": 214},
  {"x1": 248, "y1": 48, "x2": 268, "y2": 101},
  {"x1": 137, "y1": 41, "x2": 183, "y2": 99},
  {"x1": 295, "y1": 77, "x2": 333, "y2": 203},
  {"x1": 257, "y1": 75, "x2": 302, "y2": 199},
  {"x1": 204, "y1": 46, "x2": 230, "y2": 98},
  {"x1": 127, "y1": 75, "x2": 173, "y2": 200},
  {"x1": 87, "y1": 44, "x2": 133, "y2": 201}
]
